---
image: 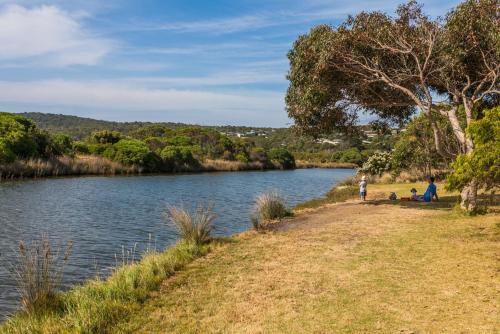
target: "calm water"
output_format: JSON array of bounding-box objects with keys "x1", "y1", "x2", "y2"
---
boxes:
[{"x1": 0, "y1": 168, "x2": 354, "y2": 319}]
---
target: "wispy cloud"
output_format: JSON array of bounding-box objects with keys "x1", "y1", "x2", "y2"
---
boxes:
[
  {"x1": 0, "y1": 4, "x2": 114, "y2": 66},
  {"x1": 0, "y1": 79, "x2": 287, "y2": 126}
]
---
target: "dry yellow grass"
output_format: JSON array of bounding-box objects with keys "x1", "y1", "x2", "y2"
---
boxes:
[{"x1": 110, "y1": 185, "x2": 500, "y2": 333}]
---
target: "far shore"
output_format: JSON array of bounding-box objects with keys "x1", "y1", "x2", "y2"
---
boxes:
[{"x1": 0, "y1": 155, "x2": 357, "y2": 181}]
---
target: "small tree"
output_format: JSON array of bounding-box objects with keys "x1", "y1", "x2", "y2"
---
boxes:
[{"x1": 446, "y1": 107, "x2": 499, "y2": 209}]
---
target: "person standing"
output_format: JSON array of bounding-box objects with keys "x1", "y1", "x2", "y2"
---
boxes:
[{"x1": 359, "y1": 175, "x2": 367, "y2": 201}]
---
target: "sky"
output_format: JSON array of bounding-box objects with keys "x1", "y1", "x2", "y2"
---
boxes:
[{"x1": 0, "y1": 0, "x2": 461, "y2": 127}]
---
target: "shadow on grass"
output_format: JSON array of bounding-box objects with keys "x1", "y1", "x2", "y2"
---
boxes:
[{"x1": 365, "y1": 193, "x2": 499, "y2": 212}]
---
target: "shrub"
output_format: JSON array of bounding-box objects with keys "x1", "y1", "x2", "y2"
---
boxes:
[
  {"x1": 164, "y1": 206, "x2": 216, "y2": 245},
  {"x1": 269, "y1": 148, "x2": 296, "y2": 169},
  {"x1": 108, "y1": 139, "x2": 158, "y2": 169},
  {"x1": 53, "y1": 134, "x2": 74, "y2": 154},
  {"x1": 358, "y1": 151, "x2": 392, "y2": 176},
  {"x1": 13, "y1": 234, "x2": 72, "y2": 314},
  {"x1": 0, "y1": 139, "x2": 16, "y2": 163},
  {"x1": 160, "y1": 145, "x2": 198, "y2": 168},
  {"x1": 251, "y1": 191, "x2": 290, "y2": 229},
  {"x1": 339, "y1": 148, "x2": 363, "y2": 165},
  {"x1": 90, "y1": 130, "x2": 122, "y2": 144}
]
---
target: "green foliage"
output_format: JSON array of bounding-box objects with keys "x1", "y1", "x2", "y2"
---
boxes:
[
  {"x1": 105, "y1": 139, "x2": 159, "y2": 170},
  {"x1": 1, "y1": 241, "x2": 209, "y2": 333},
  {"x1": 0, "y1": 139, "x2": 16, "y2": 163},
  {"x1": 359, "y1": 152, "x2": 392, "y2": 176},
  {"x1": 53, "y1": 134, "x2": 74, "y2": 155},
  {"x1": 447, "y1": 107, "x2": 500, "y2": 191},
  {"x1": 0, "y1": 112, "x2": 59, "y2": 161},
  {"x1": 160, "y1": 146, "x2": 198, "y2": 168},
  {"x1": 268, "y1": 148, "x2": 296, "y2": 169},
  {"x1": 338, "y1": 148, "x2": 363, "y2": 165},
  {"x1": 391, "y1": 113, "x2": 458, "y2": 174},
  {"x1": 90, "y1": 130, "x2": 122, "y2": 144}
]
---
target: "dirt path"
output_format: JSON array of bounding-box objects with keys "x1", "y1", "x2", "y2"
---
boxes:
[{"x1": 114, "y1": 200, "x2": 500, "y2": 334}]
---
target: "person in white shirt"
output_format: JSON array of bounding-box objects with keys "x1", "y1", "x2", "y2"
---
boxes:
[{"x1": 359, "y1": 175, "x2": 367, "y2": 201}]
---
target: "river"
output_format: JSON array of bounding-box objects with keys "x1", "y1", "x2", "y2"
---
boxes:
[{"x1": 0, "y1": 168, "x2": 354, "y2": 319}]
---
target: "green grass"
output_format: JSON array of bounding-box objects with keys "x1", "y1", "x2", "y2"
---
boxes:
[
  {"x1": 1, "y1": 241, "x2": 210, "y2": 334},
  {"x1": 294, "y1": 185, "x2": 359, "y2": 210}
]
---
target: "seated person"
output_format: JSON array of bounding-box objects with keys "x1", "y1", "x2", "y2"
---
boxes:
[{"x1": 423, "y1": 177, "x2": 439, "y2": 202}]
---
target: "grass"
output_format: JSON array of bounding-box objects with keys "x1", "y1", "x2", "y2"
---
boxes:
[
  {"x1": 13, "y1": 235, "x2": 73, "y2": 314},
  {"x1": 109, "y1": 190, "x2": 499, "y2": 333},
  {"x1": 1, "y1": 241, "x2": 211, "y2": 334},
  {"x1": 0, "y1": 155, "x2": 140, "y2": 180},
  {"x1": 295, "y1": 160, "x2": 357, "y2": 169},
  {"x1": 165, "y1": 206, "x2": 216, "y2": 245},
  {"x1": 294, "y1": 185, "x2": 359, "y2": 210},
  {"x1": 251, "y1": 191, "x2": 291, "y2": 229}
]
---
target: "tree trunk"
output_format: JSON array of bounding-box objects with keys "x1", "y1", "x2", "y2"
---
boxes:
[{"x1": 460, "y1": 178, "x2": 478, "y2": 211}]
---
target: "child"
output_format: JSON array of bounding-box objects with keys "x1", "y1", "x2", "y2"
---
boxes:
[
  {"x1": 359, "y1": 175, "x2": 367, "y2": 201},
  {"x1": 410, "y1": 188, "x2": 423, "y2": 201}
]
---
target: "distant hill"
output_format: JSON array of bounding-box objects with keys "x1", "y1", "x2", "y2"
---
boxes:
[{"x1": 18, "y1": 112, "x2": 281, "y2": 140}]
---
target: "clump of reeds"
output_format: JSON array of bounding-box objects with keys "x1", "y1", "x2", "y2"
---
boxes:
[
  {"x1": 164, "y1": 205, "x2": 216, "y2": 245},
  {"x1": 251, "y1": 191, "x2": 290, "y2": 229},
  {"x1": 0, "y1": 155, "x2": 140, "y2": 180},
  {"x1": 13, "y1": 234, "x2": 73, "y2": 314}
]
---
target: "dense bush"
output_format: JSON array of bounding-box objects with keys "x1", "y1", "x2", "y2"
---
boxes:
[
  {"x1": 160, "y1": 146, "x2": 198, "y2": 168},
  {"x1": 268, "y1": 148, "x2": 296, "y2": 169},
  {"x1": 104, "y1": 139, "x2": 159, "y2": 170},
  {"x1": 0, "y1": 113, "x2": 58, "y2": 161},
  {"x1": 90, "y1": 130, "x2": 122, "y2": 144}
]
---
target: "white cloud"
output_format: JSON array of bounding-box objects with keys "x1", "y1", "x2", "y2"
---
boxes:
[
  {"x1": 0, "y1": 80, "x2": 287, "y2": 126},
  {"x1": 0, "y1": 4, "x2": 113, "y2": 66}
]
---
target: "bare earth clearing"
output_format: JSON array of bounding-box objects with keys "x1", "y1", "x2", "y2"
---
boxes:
[{"x1": 114, "y1": 185, "x2": 500, "y2": 333}]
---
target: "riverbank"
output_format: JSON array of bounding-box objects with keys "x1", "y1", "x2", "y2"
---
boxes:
[
  {"x1": 0, "y1": 155, "x2": 356, "y2": 181},
  {"x1": 113, "y1": 183, "x2": 499, "y2": 333},
  {"x1": 2, "y1": 181, "x2": 498, "y2": 333}
]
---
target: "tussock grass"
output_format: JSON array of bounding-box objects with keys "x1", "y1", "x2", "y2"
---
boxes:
[
  {"x1": 164, "y1": 206, "x2": 216, "y2": 245},
  {"x1": 251, "y1": 191, "x2": 291, "y2": 229},
  {"x1": 13, "y1": 235, "x2": 73, "y2": 315},
  {"x1": 1, "y1": 241, "x2": 210, "y2": 334},
  {"x1": 0, "y1": 155, "x2": 140, "y2": 180}
]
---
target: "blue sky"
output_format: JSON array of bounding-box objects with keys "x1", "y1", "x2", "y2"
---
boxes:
[{"x1": 0, "y1": 0, "x2": 460, "y2": 127}]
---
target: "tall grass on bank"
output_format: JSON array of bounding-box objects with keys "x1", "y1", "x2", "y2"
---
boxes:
[
  {"x1": 164, "y1": 206, "x2": 216, "y2": 245},
  {"x1": 0, "y1": 155, "x2": 140, "y2": 180},
  {"x1": 13, "y1": 235, "x2": 73, "y2": 314},
  {"x1": 251, "y1": 191, "x2": 290, "y2": 229},
  {"x1": 202, "y1": 159, "x2": 270, "y2": 172},
  {"x1": 2, "y1": 241, "x2": 210, "y2": 334}
]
